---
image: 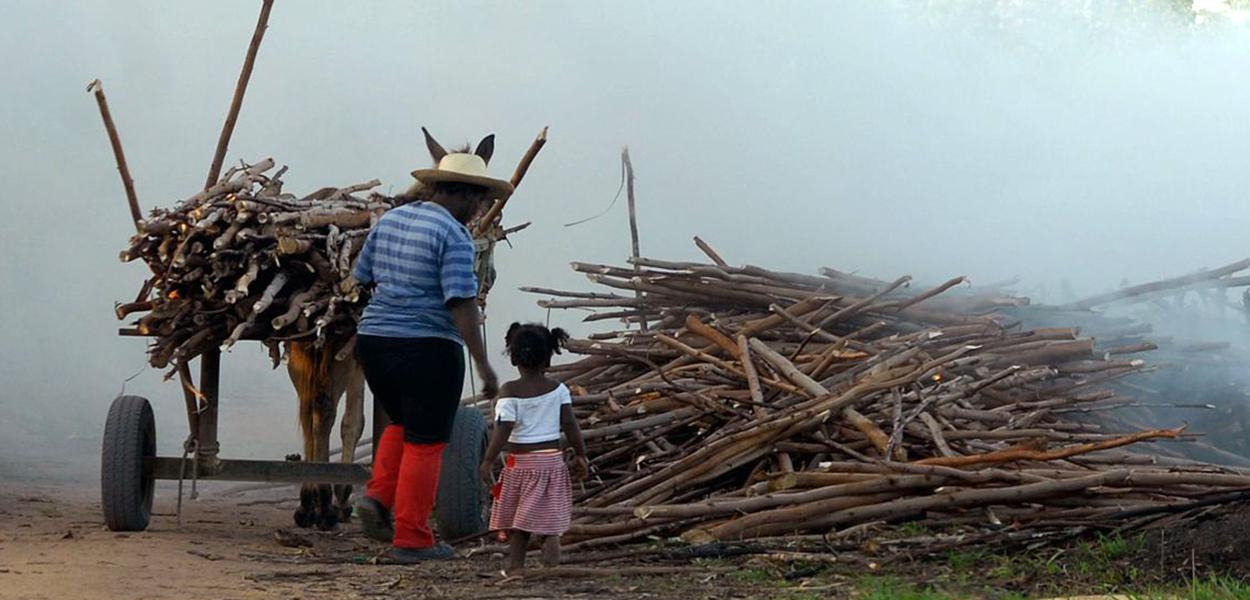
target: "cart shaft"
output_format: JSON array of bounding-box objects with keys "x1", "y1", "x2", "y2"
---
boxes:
[{"x1": 147, "y1": 457, "x2": 370, "y2": 485}]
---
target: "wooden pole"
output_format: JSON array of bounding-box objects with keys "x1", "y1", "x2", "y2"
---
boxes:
[
  {"x1": 622, "y1": 147, "x2": 646, "y2": 331},
  {"x1": 693, "y1": 236, "x2": 728, "y2": 267},
  {"x1": 86, "y1": 79, "x2": 143, "y2": 231},
  {"x1": 204, "y1": 0, "x2": 275, "y2": 191},
  {"x1": 1065, "y1": 258, "x2": 1250, "y2": 309},
  {"x1": 623, "y1": 147, "x2": 642, "y2": 266},
  {"x1": 473, "y1": 126, "x2": 549, "y2": 237}
]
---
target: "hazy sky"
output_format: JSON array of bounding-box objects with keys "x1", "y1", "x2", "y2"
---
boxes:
[{"x1": 4, "y1": 1, "x2": 1250, "y2": 476}]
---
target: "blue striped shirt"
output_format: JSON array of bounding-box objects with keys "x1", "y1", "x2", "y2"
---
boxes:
[{"x1": 352, "y1": 202, "x2": 478, "y2": 342}]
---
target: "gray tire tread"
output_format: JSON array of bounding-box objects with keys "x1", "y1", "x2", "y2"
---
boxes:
[
  {"x1": 101, "y1": 395, "x2": 155, "y2": 532},
  {"x1": 434, "y1": 406, "x2": 487, "y2": 540}
]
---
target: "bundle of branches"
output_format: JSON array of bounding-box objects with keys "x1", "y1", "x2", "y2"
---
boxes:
[
  {"x1": 520, "y1": 243, "x2": 1250, "y2": 550},
  {"x1": 116, "y1": 158, "x2": 389, "y2": 371}
]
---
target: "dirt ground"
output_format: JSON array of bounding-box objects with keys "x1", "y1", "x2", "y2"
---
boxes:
[
  {"x1": 6, "y1": 479, "x2": 1250, "y2": 599},
  {"x1": 0, "y1": 481, "x2": 762, "y2": 600}
]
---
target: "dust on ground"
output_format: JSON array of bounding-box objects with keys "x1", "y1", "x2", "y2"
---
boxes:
[
  {"x1": 5, "y1": 479, "x2": 1250, "y2": 599},
  {"x1": 0, "y1": 482, "x2": 753, "y2": 600}
]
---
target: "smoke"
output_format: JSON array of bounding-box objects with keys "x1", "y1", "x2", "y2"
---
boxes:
[{"x1": 3, "y1": 0, "x2": 1250, "y2": 481}]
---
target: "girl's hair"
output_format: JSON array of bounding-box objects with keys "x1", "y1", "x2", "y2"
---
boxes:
[{"x1": 504, "y1": 322, "x2": 569, "y2": 369}]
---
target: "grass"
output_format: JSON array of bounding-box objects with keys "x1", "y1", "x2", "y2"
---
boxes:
[
  {"x1": 731, "y1": 566, "x2": 782, "y2": 585},
  {"x1": 1094, "y1": 532, "x2": 1138, "y2": 561},
  {"x1": 946, "y1": 547, "x2": 988, "y2": 571},
  {"x1": 853, "y1": 576, "x2": 959, "y2": 600},
  {"x1": 1130, "y1": 575, "x2": 1250, "y2": 600},
  {"x1": 705, "y1": 532, "x2": 1250, "y2": 599},
  {"x1": 848, "y1": 575, "x2": 1030, "y2": 600},
  {"x1": 898, "y1": 522, "x2": 932, "y2": 537}
]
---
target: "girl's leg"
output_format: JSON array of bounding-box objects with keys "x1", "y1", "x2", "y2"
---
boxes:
[
  {"x1": 540, "y1": 535, "x2": 561, "y2": 567},
  {"x1": 507, "y1": 530, "x2": 530, "y2": 572}
]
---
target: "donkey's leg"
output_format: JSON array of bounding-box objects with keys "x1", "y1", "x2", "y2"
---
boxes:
[
  {"x1": 333, "y1": 361, "x2": 366, "y2": 522},
  {"x1": 293, "y1": 385, "x2": 319, "y2": 529},
  {"x1": 310, "y1": 388, "x2": 340, "y2": 530}
]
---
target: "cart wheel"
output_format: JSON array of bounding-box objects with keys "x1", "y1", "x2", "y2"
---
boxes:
[
  {"x1": 101, "y1": 395, "x2": 156, "y2": 532},
  {"x1": 434, "y1": 406, "x2": 489, "y2": 540}
]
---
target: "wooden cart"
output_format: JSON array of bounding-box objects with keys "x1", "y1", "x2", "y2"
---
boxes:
[{"x1": 100, "y1": 342, "x2": 490, "y2": 538}]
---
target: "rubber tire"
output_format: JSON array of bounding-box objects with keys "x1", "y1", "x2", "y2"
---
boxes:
[
  {"x1": 101, "y1": 395, "x2": 156, "y2": 532},
  {"x1": 434, "y1": 406, "x2": 488, "y2": 540}
]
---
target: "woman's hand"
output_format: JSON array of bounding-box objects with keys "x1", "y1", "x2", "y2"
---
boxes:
[
  {"x1": 479, "y1": 460, "x2": 495, "y2": 486},
  {"x1": 479, "y1": 363, "x2": 499, "y2": 399},
  {"x1": 448, "y1": 298, "x2": 497, "y2": 398},
  {"x1": 570, "y1": 455, "x2": 589, "y2": 481}
]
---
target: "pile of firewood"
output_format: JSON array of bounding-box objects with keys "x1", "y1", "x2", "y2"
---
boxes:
[
  {"x1": 116, "y1": 159, "x2": 388, "y2": 369},
  {"x1": 1001, "y1": 259, "x2": 1250, "y2": 466},
  {"x1": 521, "y1": 245, "x2": 1250, "y2": 549}
]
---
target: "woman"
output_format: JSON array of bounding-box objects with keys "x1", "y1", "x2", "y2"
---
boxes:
[{"x1": 350, "y1": 128, "x2": 511, "y2": 563}]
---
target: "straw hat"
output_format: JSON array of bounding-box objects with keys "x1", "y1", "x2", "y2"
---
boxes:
[{"x1": 410, "y1": 127, "x2": 515, "y2": 200}]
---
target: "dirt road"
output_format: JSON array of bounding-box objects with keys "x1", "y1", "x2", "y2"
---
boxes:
[
  {"x1": 7, "y1": 478, "x2": 1245, "y2": 599},
  {"x1": 0, "y1": 481, "x2": 738, "y2": 600}
]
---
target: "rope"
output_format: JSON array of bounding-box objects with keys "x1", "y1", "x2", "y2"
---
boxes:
[
  {"x1": 564, "y1": 157, "x2": 627, "y2": 227},
  {"x1": 481, "y1": 319, "x2": 489, "y2": 356},
  {"x1": 468, "y1": 318, "x2": 489, "y2": 399},
  {"x1": 117, "y1": 362, "x2": 147, "y2": 397},
  {"x1": 175, "y1": 437, "x2": 200, "y2": 531}
]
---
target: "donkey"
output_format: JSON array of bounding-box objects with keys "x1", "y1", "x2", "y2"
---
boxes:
[{"x1": 287, "y1": 339, "x2": 366, "y2": 530}]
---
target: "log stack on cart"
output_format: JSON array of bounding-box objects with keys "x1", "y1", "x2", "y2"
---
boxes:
[
  {"x1": 116, "y1": 159, "x2": 388, "y2": 370},
  {"x1": 115, "y1": 123, "x2": 546, "y2": 374},
  {"x1": 521, "y1": 246, "x2": 1250, "y2": 550}
]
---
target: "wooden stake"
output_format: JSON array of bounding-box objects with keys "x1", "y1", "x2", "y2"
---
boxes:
[
  {"x1": 86, "y1": 79, "x2": 143, "y2": 231},
  {"x1": 694, "y1": 236, "x2": 728, "y2": 267},
  {"x1": 738, "y1": 335, "x2": 767, "y2": 418},
  {"x1": 1066, "y1": 258, "x2": 1250, "y2": 309},
  {"x1": 622, "y1": 147, "x2": 646, "y2": 330},
  {"x1": 204, "y1": 0, "x2": 275, "y2": 190},
  {"x1": 914, "y1": 427, "x2": 1185, "y2": 468},
  {"x1": 473, "y1": 126, "x2": 549, "y2": 237}
]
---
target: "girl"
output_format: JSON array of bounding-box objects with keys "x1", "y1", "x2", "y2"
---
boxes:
[{"x1": 480, "y1": 323, "x2": 589, "y2": 572}]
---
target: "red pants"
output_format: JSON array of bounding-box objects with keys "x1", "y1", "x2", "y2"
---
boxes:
[{"x1": 366, "y1": 424, "x2": 445, "y2": 549}]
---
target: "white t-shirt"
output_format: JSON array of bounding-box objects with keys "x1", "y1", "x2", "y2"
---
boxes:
[{"x1": 494, "y1": 383, "x2": 572, "y2": 444}]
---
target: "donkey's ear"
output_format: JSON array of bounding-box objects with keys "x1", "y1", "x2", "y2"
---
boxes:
[
  {"x1": 422, "y1": 127, "x2": 448, "y2": 164},
  {"x1": 474, "y1": 134, "x2": 496, "y2": 165}
]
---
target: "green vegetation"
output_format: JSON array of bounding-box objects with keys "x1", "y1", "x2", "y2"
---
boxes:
[
  {"x1": 730, "y1": 566, "x2": 782, "y2": 585},
  {"x1": 853, "y1": 576, "x2": 1005, "y2": 600},
  {"x1": 1129, "y1": 575, "x2": 1250, "y2": 600},
  {"x1": 705, "y1": 532, "x2": 1250, "y2": 599}
]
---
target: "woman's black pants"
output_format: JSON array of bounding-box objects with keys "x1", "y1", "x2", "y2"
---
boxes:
[{"x1": 355, "y1": 335, "x2": 465, "y2": 444}]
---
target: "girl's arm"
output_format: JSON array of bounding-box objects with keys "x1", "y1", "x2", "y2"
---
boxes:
[
  {"x1": 559, "y1": 404, "x2": 589, "y2": 480},
  {"x1": 480, "y1": 420, "x2": 514, "y2": 484}
]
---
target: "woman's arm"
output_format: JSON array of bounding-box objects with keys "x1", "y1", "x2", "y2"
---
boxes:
[
  {"x1": 350, "y1": 226, "x2": 377, "y2": 285},
  {"x1": 560, "y1": 404, "x2": 589, "y2": 480},
  {"x1": 448, "y1": 298, "x2": 498, "y2": 398}
]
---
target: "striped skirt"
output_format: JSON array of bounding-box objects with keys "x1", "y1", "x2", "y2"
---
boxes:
[{"x1": 489, "y1": 451, "x2": 573, "y2": 536}]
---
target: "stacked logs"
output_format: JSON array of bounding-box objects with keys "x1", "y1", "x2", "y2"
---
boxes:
[
  {"x1": 999, "y1": 259, "x2": 1250, "y2": 466},
  {"x1": 116, "y1": 159, "x2": 388, "y2": 369},
  {"x1": 522, "y1": 247, "x2": 1250, "y2": 548}
]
